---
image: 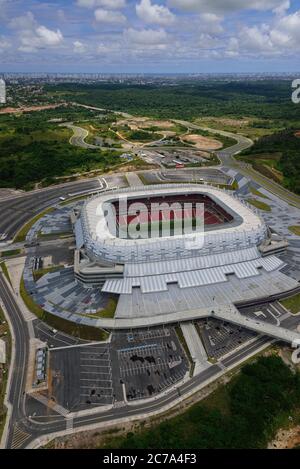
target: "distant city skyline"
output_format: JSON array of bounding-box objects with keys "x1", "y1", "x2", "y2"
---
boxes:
[{"x1": 0, "y1": 0, "x2": 300, "y2": 73}]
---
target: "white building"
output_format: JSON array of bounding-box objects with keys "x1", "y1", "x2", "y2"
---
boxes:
[{"x1": 0, "y1": 78, "x2": 6, "y2": 104}]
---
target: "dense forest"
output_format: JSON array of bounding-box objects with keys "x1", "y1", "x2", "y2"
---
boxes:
[
  {"x1": 0, "y1": 106, "x2": 121, "y2": 189},
  {"x1": 104, "y1": 356, "x2": 300, "y2": 449},
  {"x1": 241, "y1": 129, "x2": 300, "y2": 193},
  {"x1": 46, "y1": 80, "x2": 300, "y2": 122}
]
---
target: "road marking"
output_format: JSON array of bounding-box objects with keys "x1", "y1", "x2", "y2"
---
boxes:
[
  {"x1": 80, "y1": 364, "x2": 110, "y2": 368},
  {"x1": 80, "y1": 375, "x2": 111, "y2": 380},
  {"x1": 81, "y1": 385, "x2": 113, "y2": 390},
  {"x1": 11, "y1": 424, "x2": 31, "y2": 449},
  {"x1": 80, "y1": 356, "x2": 109, "y2": 361}
]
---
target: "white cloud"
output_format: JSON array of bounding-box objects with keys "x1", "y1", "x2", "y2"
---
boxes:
[
  {"x1": 233, "y1": 25, "x2": 274, "y2": 54},
  {"x1": 97, "y1": 41, "x2": 122, "y2": 55},
  {"x1": 226, "y1": 9, "x2": 300, "y2": 57},
  {"x1": 273, "y1": 0, "x2": 290, "y2": 16},
  {"x1": 94, "y1": 8, "x2": 127, "y2": 24},
  {"x1": 73, "y1": 40, "x2": 86, "y2": 53},
  {"x1": 136, "y1": 0, "x2": 175, "y2": 26},
  {"x1": 275, "y1": 9, "x2": 300, "y2": 43},
  {"x1": 168, "y1": 0, "x2": 289, "y2": 14},
  {"x1": 0, "y1": 36, "x2": 10, "y2": 52},
  {"x1": 198, "y1": 33, "x2": 220, "y2": 48},
  {"x1": 9, "y1": 11, "x2": 36, "y2": 30},
  {"x1": 77, "y1": 0, "x2": 126, "y2": 9},
  {"x1": 199, "y1": 13, "x2": 223, "y2": 34},
  {"x1": 97, "y1": 43, "x2": 112, "y2": 54},
  {"x1": 36, "y1": 26, "x2": 63, "y2": 46},
  {"x1": 124, "y1": 27, "x2": 169, "y2": 45},
  {"x1": 9, "y1": 12, "x2": 64, "y2": 52}
]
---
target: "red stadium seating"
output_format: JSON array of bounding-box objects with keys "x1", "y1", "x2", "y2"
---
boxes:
[{"x1": 112, "y1": 194, "x2": 233, "y2": 233}]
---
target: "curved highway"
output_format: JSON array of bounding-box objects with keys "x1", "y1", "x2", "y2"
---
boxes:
[
  {"x1": 174, "y1": 119, "x2": 300, "y2": 208},
  {"x1": 0, "y1": 178, "x2": 101, "y2": 242}
]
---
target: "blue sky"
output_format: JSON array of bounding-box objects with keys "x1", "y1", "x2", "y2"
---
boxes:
[{"x1": 0, "y1": 0, "x2": 300, "y2": 73}]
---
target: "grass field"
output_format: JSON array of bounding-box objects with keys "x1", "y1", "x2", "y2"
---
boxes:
[
  {"x1": 0, "y1": 249, "x2": 21, "y2": 258},
  {"x1": 247, "y1": 198, "x2": 272, "y2": 212},
  {"x1": 289, "y1": 226, "x2": 300, "y2": 236},
  {"x1": 280, "y1": 293, "x2": 300, "y2": 314},
  {"x1": 194, "y1": 117, "x2": 283, "y2": 140},
  {"x1": 175, "y1": 326, "x2": 194, "y2": 377},
  {"x1": 0, "y1": 262, "x2": 11, "y2": 285},
  {"x1": 249, "y1": 186, "x2": 269, "y2": 199},
  {"x1": 86, "y1": 298, "x2": 118, "y2": 319}
]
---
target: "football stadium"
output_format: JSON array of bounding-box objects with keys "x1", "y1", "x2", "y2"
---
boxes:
[{"x1": 71, "y1": 183, "x2": 297, "y2": 328}]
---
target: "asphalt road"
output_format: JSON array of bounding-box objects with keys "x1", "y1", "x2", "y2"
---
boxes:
[
  {"x1": 0, "y1": 272, "x2": 30, "y2": 449},
  {"x1": 0, "y1": 179, "x2": 101, "y2": 241},
  {"x1": 63, "y1": 123, "x2": 103, "y2": 150}
]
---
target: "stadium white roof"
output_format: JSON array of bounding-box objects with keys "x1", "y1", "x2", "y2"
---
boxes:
[{"x1": 102, "y1": 255, "x2": 284, "y2": 294}]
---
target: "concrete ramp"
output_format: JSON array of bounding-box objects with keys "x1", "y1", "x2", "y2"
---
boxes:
[
  {"x1": 126, "y1": 172, "x2": 144, "y2": 187},
  {"x1": 181, "y1": 322, "x2": 210, "y2": 376}
]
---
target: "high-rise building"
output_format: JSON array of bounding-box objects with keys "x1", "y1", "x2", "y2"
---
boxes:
[{"x1": 0, "y1": 78, "x2": 6, "y2": 104}]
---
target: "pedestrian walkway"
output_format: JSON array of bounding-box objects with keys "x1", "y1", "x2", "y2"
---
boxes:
[
  {"x1": 11, "y1": 424, "x2": 31, "y2": 449},
  {"x1": 181, "y1": 322, "x2": 210, "y2": 376},
  {"x1": 31, "y1": 393, "x2": 69, "y2": 416},
  {"x1": 214, "y1": 305, "x2": 300, "y2": 347}
]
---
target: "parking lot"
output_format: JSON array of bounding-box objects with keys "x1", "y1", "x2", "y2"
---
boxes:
[
  {"x1": 48, "y1": 343, "x2": 113, "y2": 411},
  {"x1": 198, "y1": 318, "x2": 256, "y2": 360},
  {"x1": 142, "y1": 148, "x2": 211, "y2": 167},
  {"x1": 111, "y1": 328, "x2": 189, "y2": 401},
  {"x1": 79, "y1": 345, "x2": 113, "y2": 406},
  {"x1": 140, "y1": 168, "x2": 232, "y2": 186}
]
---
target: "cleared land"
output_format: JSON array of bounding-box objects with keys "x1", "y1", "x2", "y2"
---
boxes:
[
  {"x1": 181, "y1": 134, "x2": 223, "y2": 150},
  {"x1": 0, "y1": 104, "x2": 63, "y2": 115}
]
